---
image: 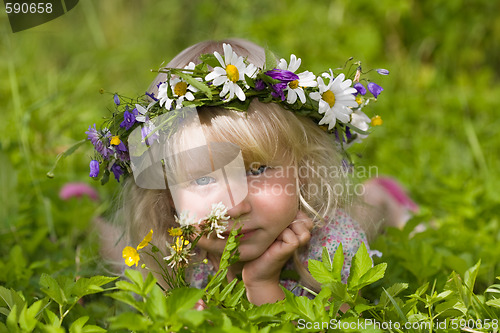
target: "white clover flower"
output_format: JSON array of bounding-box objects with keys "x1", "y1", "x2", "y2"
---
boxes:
[
  {"x1": 203, "y1": 202, "x2": 230, "y2": 239},
  {"x1": 157, "y1": 62, "x2": 199, "y2": 110},
  {"x1": 205, "y1": 43, "x2": 257, "y2": 102},
  {"x1": 277, "y1": 54, "x2": 317, "y2": 104},
  {"x1": 175, "y1": 211, "x2": 198, "y2": 227},
  {"x1": 309, "y1": 71, "x2": 358, "y2": 130}
]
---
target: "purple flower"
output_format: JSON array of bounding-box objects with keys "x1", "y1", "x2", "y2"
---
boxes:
[
  {"x1": 353, "y1": 83, "x2": 366, "y2": 95},
  {"x1": 141, "y1": 123, "x2": 159, "y2": 146},
  {"x1": 59, "y1": 182, "x2": 99, "y2": 201},
  {"x1": 89, "y1": 160, "x2": 100, "y2": 178},
  {"x1": 376, "y1": 68, "x2": 390, "y2": 75},
  {"x1": 271, "y1": 82, "x2": 287, "y2": 101},
  {"x1": 368, "y1": 82, "x2": 384, "y2": 98},
  {"x1": 116, "y1": 150, "x2": 130, "y2": 162},
  {"x1": 120, "y1": 109, "x2": 137, "y2": 130},
  {"x1": 111, "y1": 164, "x2": 124, "y2": 182},
  {"x1": 85, "y1": 125, "x2": 113, "y2": 159},
  {"x1": 114, "y1": 94, "x2": 120, "y2": 105},
  {"x1": 345, "y1": 126, "x2": 352, "y2": 140},
  {"x1": 265, "y1": 69, "x2": 299, "y2": 82},
  {"x1": 115, "y1": 141, "x2": 128, "y2": 152},
  {"x1": 146, "y1": 91, "x2": 158, "y2": 101},
  {"x1": 254, "y1": 79, "x2": 266, "y2": 91}
]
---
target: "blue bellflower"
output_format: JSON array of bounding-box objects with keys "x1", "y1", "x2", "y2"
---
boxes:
[
  {"x1": 368, "y1": 82, "x2": 384, "y2": 98},
  {"x1": 111, "y1": 164, "x2": 124, "y2": 182},
  {"x1": 353, "y1": 83, "x2": 367, "y2": 95},
  {"x1": 89, "y1": 160, "x2": 99, "y2": 177}
]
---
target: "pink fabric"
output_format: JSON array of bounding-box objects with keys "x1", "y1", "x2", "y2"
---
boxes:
[
  {"x1": 373, "y1": 177, "x2": 419, "y2": 212},
  {"x1": 59, "y1": 182, "x2": 99, "y2": 201}
]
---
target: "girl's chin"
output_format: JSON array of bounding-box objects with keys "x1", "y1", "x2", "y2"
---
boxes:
[{"x1": 235, "y1": 244, "x2": 267, "y2": 262}]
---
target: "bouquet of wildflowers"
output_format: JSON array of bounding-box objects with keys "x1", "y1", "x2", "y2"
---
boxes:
[{"x1": 121, "y1": 202, "x2": 233, "y2": 290}]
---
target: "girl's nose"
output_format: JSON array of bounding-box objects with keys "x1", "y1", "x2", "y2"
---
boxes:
[{"x1": 226, "y1": 193, "x2": 251, "y2": 219}]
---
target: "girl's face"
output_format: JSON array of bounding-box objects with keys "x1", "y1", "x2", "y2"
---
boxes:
[{"x1": 190, "y1": 164, "x2": 299, "y2": 262}]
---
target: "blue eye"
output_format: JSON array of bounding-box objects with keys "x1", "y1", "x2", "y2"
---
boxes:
[
  {"x1": 194, "y1": 176, "x2": 216, "y2": 186},
  {"x1": 247, "y1": 165, "x2": 268, "y2": 176}
]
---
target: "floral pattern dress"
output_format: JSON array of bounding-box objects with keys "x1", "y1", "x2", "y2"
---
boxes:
[{"x1": 187, "y1": 209, "x2": 371, "y2": 297}]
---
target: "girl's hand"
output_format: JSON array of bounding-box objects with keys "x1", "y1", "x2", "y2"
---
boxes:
[{"x1": 242, "y1": 211, "x2": 313, "y2": 305}]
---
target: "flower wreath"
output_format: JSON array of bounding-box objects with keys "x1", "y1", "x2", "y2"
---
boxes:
[{"x1": 85, "y1": 43, "x2": 388, "y2": 184}]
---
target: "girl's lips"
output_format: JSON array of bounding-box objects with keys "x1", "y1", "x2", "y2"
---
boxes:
[{"x1": 238, "y1": 229, "x2": 256, "y2": 241}]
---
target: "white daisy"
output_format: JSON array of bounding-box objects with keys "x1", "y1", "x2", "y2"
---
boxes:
[
  {"x1": 205, "y1": 43, "x2": 257, "y2": 102},
  {"x1": 134, "y1": 101, "x2": 155, "y2": 123},
  {"x1": 277, "y1": 54, "x2": 317, "y2": 104},
  {"x1": 309, "y1": 71, "x2": 358, "y2": 130},
  {"x1": 350, "y1": 109, "x2": 371, "y2": 132},
  {"x1": 157, "y1": 62, "x2": 198, "y2": 110}
]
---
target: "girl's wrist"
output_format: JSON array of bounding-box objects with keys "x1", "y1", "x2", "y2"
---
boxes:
[{"x1": 245, "y1": 281, "x2": 285, "y2": 305}]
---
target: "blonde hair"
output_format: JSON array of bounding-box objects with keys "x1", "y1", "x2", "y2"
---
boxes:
[{"x1": 117, "y1": 39, "x2": 352, "y2": 292}]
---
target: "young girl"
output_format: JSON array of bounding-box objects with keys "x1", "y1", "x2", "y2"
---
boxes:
[{"x1": 91, "y1": 39, "x2": 396, "y2": 305}]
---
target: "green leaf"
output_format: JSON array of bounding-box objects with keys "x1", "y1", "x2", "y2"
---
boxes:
[
  {"x1": 463, "y1": 260, "x2": 481, "y2": 306},
  {"x1": 177, "y1": 309, "x2": 206, "y2": 327},
  {"x1": 115, "y1": 280, "x2": 143, "y2": 296},
  {"x1": 142, "y1": 272, "x2": 157, "y2": 295},
  {"x1": 264, "y1": 47, "x2": 278, "y2": 71},
  {"x1": 331, "y1": 243, "x2": 344, "y2": 282},
  {"x1": 165, "y1": 287, "x2": 204, "y2": 315},
  {"x1": 347, "y1": 243, "x2": 372, "y2": 290},
  {"x1": 6, "y1": 304, "x2": 19, "y2": 333},
  {"x1": 107, "y1": 291, "x2": 143, "y2": 312},
  {"x1": 321, "y1": 247, "x2": 332, "y2": 271},
  {"x1": 382, "y1": 287, "x2": 408, "y2": 322},
  {"x1": 82, "y1": 325, "x2": 106, "y2": 333},
  {"x1": 69, "y1": 316, "x2": 89, "y2": 333},
  {"x1": 199, "y1": 53, "x2": 221, "y2": 69},
  {"x1": 246, "y1": 302, "x2": 286, "y2": 323},
  {"x1": 379, "y1": 283, "x2": 408, "y2": 307},
  {"x1": 349, "y1": 263, "x2": 387, "y2": 291},
  {"x1": 0, "y1": 286, "x2": 25, "y2": 316},
  {"x1": 39, "y1": 274, "x2": 67, "y2": 306},
  {"x1": 218, "y1": 278, "x2": 239, "y2": 302},
  {"x1": 72, "y1": 276, "x2": 117, "y2": 300},
  {"x1": 108, "y1": 312, "x2": 153, "y2": 331},
  {"x1": 486, "y1": 298, "x2": 500, "y2": 309},
  {"x1": 46, "y1": 139, "x2": 86, "y2": 178},
  {"x1": 145, "y1": 285, "x2": 167, "y2": 321},
  {"x1": 225, "y1": 281, "x2": 246, "y2": 308},
  {"x1": 435, "y1": 299, "x2": 467, "y2": 317},
  {"x1": 308, "y1": 260, "x2": 333, "y2": 284},
  {"x1": 19, "y1": 301, "x2": 40, "y2": 332},
  {"x1": 43, "y1": 309, "x2": 60, "y2": 328}
]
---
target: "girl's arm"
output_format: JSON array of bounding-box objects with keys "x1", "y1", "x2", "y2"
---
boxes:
[{"x1": 242, "y1": 212, "x2": 313, "y2": 305}]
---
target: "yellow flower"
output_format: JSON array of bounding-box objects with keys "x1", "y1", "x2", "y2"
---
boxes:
[
  {"x1": 371, "y1": 115, "x2": 383, "y2": 126},
  {"x1": 172, "y1": 236, "x2": 190, "y2": 254},
  {"x1": 137, "y1": 229, "x2": 153, "y2": 250},
  {"x1": 110, "y1": 136, "x2": 121, "y2": 146},
  {"x1": 168, "y1": 227, "x2": 183, "y2": 237},
  {"x1": 122, "y1": 246, "x2": 140, "y2": 267}
]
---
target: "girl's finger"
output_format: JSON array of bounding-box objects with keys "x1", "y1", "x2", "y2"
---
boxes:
[
  {"x1": 276, "y1": 227, "x2": 300, "y2": 250},
  {"x1": 288, "y1": 222, "x2": 311, "y2": 247}
]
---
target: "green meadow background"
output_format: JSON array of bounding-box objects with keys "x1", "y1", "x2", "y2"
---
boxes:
[{"x1": 1, "y1": 0, "x2": 499, "y2": 318}]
